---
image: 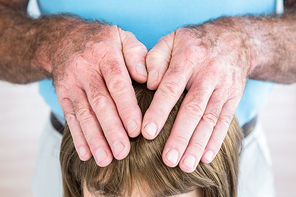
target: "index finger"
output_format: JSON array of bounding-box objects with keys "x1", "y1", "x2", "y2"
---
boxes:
[
  {"x1": 142, "y1": 54, "x2": 194, "y2": 140},
  {"x1": 98, "y1": 43, "x2": 142, "y2": 138}
]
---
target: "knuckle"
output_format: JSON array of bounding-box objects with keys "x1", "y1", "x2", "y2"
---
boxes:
[
  {"x1": 91, "y1": 94, "x2": 109, "y2": 113},
  {"x1": 59, "y1": 97, "x2": 72, "y2": 109},
  {"x1": 74, "y1": 56, "x2": 89, "y2": 70},
  {"x1": 88, "y1": 81, "x2": 108, "y2": 102},
  {"x1": 194, "y1": 44, "x2": 210, "y2": 60},
  {"x1": 202, "y1": 65, "x2": 220, "y2": 83},
  {"x1": 146, "y1": 49, "x2": 164, "y2": 63},
  {"x1": 175, "y1": 32, "x2": 212, "y2": 66},
  {"x1": 183, "y1": 47, "x2": 200, "y2": 67},
  {"x1": 73, "y1": 56, "x2": 98, "y2": 78},
  {"x1": 108, "y1": 78, "x2": 130, "y2": 97},
  {"x1": 75, "y1": 107, "x2": 94, "y2": 124},
  {"x1": 183, "y1": 101, "x2": 204, "y2": 121},
  {"x1": 90, "y1": 42, "x2": 113, "y2": 59},
  {"x1": 103, "y1": 59, "x2": 122, "y2": 76},
  {"x1": 166, "y1": 65, "x2": 185, "y2": 78},
  {"x1": 219, "y1": 114, "x2": 233, "y2": 128},
  {"x1": 124, "y1": 37, "x2": 147, "y2": 54},
  {"x1": 160, "y1": 81, "x2": 183, "y2": 99},
  {"x1": 190, "y1": 140, "x2": 207, "y2": 153},
  {"x1": 127, "y1": 43, "x2": 147, "y2": 54},
  {"x1": 172, "y1": 134, "x2": 190, "y2": 148},
  {"x1": 64, "y1": 112, "x2": 76, "y2": 123},
  {"x1": 202, "y1": 112, "x2": 219, "y2": 127}
]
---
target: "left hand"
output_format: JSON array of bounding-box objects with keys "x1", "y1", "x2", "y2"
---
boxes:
[{"x1": 142, "y1": 18, "x2": 253, "y2": 172}]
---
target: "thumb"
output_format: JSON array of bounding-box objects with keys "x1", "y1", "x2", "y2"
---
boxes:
[
  {"x1": 146, "y1": 31, "x2": 175, "y2": 90},
  {"x1": 119, "y1": 27, "x2": 148, "y2": 83}
]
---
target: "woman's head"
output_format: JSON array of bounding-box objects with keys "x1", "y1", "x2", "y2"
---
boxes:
[{"x1": 60, "y1": 81, "x2": 243, "y2": 197}]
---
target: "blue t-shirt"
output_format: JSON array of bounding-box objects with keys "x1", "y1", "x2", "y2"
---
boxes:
[{"x1": 37, "y1": 0, "x2": 276, "y2": 126}]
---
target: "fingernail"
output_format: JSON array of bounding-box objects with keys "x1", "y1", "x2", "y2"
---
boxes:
[
  {"x1": 126, "y1": 120, "x2": 138, "y2": 135},
  {"x1": 113, "y1": 141, "x2": 125, "y2": 157},
  {"x1": 203, "y1": 150, "x2": 214, "y2": 163},
  {"x1": 136, "y1": 63, "x2": 147, "y2": 77},
  {"x1": 183, "y1": 155, "x2": 196, "y2": 169},
  {"x1": 96, "y1": 148, "x2": 107, "y2": 163},
  {"x1": 144, "y1": 122, "x2": 157, "y2": 137},
  {"x1": 148, "y1": 70, "x2": 158, "y2": 83},
  {"x1": 166, "y1": 149, "x2": 179, "y2": 165},
  {"x1": 79, "y1": 147, "x2": 87, "y2": 158}
]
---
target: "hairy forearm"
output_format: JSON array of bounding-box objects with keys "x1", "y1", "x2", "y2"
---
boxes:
[
  {"x1": 242, "y1": 10, "x2": 296, "y2": 83},
  {"x1": 0, "y1": 5, "x2": 105, "y2": 84},
  {"x1": 0, "y1": 6, "x2": 52, "y2": 84},
  {"x1": 186, "y1": 6, "x2": 296, "y2": 84}
]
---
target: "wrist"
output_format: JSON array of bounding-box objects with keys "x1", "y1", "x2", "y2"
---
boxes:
[
  {"x1": 233, "y1": 12, "x2": 296, "y2": 83},
  {"x1": 234, "y1": 15, "x2": 287, "y2": 80},
  {"x1": 213, "y1": 16, "x2": 261, "y2": 76},
  {"x1": 233, "y1": 16, "x2": 269, "y2": 77},
  {"x1": 194, "y1": 17, "x2": 254, "y2": 77}
]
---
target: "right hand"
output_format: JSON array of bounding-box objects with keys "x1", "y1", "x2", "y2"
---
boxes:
[
  {"x1": 50, "y1": 22, "x2": 148, "y2": 167},
  {"x1": 142, "y1": 23, "x2": 250, "y2": 172}
]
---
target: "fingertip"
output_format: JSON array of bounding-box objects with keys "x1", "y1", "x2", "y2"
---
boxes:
[
  {"x1": 136, "y1": 63, "x2": 148, "y2": 77},
  {"x1": 201, "y1": 150, "x2": 214, "y2": 164},
  {"x1": 129, "y1": 63, "x2": 148, "y2": 84},
  {"x1": 97, "y1": 156, "x2": 113, "y2": 167},
  {"x1": 162, "y1": 148, "x2": 179, "y2": 168},
  {"x1": 120, "y1": 29, "x2": 148, "y2": 84},
  {"x1": 78, "y1": 146, "x2": 92, "y2": 161},
  {"x1": 112, "y1": 140, "x2": 130, "y2": 160},
  {"x1": 147, "y1": 69, "x2": 159, "y2": 90},
  {"x1": 146, "y1": 34, "x2": 174, "y2": 90},
  {"x1": 126, "y1": 119, "x2": 141, "y2": 138},
  {"x1": 95, "y1": 148, "x2": 113, "y2": 167},
  {"x1": 129, "y1": 131, "x2": 141, "y2": 138},
  {"x1": 142, "y1": 122, "x2": 158, "y2": 140},
  {"x1": 179, "y1": 163, "x2": 196, "y2": 173}
]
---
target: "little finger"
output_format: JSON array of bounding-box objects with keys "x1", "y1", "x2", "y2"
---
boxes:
[
  {"x1": 201, "y1": 98, "x2": 240, "y2": 164},
  {"x1": 70, "y1": 88, "x2": 113, "y2": 167},
  {"x1": 59, "y1": 97, "x2": 92, "y2": 161},
  {"x1": 178, "y1": 89, "x2": 227, "y2": 172}
]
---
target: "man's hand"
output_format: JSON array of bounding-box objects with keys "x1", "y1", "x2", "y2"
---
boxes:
[
  {"x1": 51, "y1": 23, "x2": 148, "y2": 166},
  {"x1": 143, "y1": 18, "x2": 251, "y2": 172},
  {"x1": 0, "y1": 1, "x2": 148, "y2": 166}
]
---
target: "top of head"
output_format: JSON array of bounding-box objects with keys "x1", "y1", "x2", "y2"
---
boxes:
[{"x1": 60, "y1": 81, "x2": 243, "y2": 197}]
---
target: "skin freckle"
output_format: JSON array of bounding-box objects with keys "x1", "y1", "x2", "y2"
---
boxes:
[{"x1": 88, "y1": 75, "x2": 107, "y2": 100}]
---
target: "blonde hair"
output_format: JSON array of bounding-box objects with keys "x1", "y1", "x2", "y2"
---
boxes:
[{"x1": 60, "y1": 81, "x2": 243, "y2": 197}]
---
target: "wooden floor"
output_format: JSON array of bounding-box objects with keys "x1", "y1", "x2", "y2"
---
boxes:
[{"x1": 0, "y1": 81, "x2": 296, "y2": 197}]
